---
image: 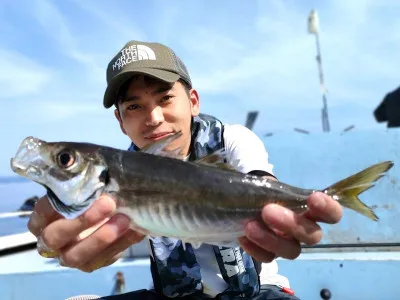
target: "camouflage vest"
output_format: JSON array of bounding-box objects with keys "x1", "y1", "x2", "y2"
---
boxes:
[{"x1": 128, "y1": 114, "x2": 260, "y2": 299}]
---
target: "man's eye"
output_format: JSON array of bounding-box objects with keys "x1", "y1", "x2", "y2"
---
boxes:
[
  {"x1": 127, "y1": 104, "x2": 140, "y2": 110},
  {"x1": 161, "y1": 95, "x2": 173, "y2": 103}
]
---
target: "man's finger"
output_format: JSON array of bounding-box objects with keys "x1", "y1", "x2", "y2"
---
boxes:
[
  {"x1": 238, "y1": 236, "x2": 276, "y2": 263},
  {"x1": 245, "y1": 220, "x2": 301, "y2": 260},
  {"x1": 59, "y1": 213, "x2": 131, "y2": 268},
  {"x1": 79, "y1": 253, "x2": 123, "y2": 273},
  {"x1": 28, "y1": 195, "x2": 61, "y2": 237},
  {"x1": 79, "y1": 229, "x2": 145, "y2": 272},
  {"x1": 261, "y1": 204, "x2": 323, "y2": 246},
  {"x1": 304, "y1": 192, "x2": 343, "y2": 224},
  {"x1": 40, "y1": 195, "x2": 116, "y2": 251}
]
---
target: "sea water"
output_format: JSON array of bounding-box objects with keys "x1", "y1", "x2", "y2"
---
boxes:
[{"x1": 0, "y1": 182, "x2": 45, "y2": 236}]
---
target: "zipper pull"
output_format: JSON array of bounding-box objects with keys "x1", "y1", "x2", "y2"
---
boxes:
[{"x1": 277, "y1": 284, "x2": 295, "y2": 296}]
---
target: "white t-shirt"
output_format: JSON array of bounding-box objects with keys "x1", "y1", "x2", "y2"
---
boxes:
[{"x1": 192, "y1": 124, "x2": 290, "y2": 297}]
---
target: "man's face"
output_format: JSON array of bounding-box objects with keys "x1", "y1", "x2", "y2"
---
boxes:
[{"x1": 114, "y1": 75, "x2": 200, "y2": 156}]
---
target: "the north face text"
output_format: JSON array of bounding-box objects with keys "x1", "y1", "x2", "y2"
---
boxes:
[
  {"x1": 219, "y1": 246, "x2": 246, "y2": 277},
  {"x1": 113, "y1": 44, "x2": 156, "y2": 71}
]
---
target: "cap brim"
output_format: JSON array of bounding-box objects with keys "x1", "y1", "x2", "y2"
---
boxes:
[{"x1": 103, "y1": 68, "x2": 180, "y2": 108}]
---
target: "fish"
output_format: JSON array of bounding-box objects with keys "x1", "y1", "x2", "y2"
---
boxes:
[{"x1": 10, "y1": 133, "x2": 394, "y2": 247}]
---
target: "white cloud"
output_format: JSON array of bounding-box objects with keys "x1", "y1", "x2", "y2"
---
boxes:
[
  {"x1": 0, "y1": 49, "x2": 53, "y2": 99},
  {"x1": 70, "y1": 0, "x2": 146, "y2": 43},
  {"x1": 31, "y1": 0, "x2": 105, "y2": 84},
  {"x1": 1, "y1": 0, "x2": 399, "y2": 141},
  {"x1": 36, "y1": 101, "x2": 105, "y2": 120},
  {"x1": 178, "y1": 0, "x2": 400, "y2": 114},
  {"x1": 7, "y1": 98, "x2": 109, "y2": 124}
]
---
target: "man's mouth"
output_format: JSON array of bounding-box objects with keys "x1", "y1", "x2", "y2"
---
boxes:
[{"x1": 145, "y1": 132, "x2": 174, "y2": 141}]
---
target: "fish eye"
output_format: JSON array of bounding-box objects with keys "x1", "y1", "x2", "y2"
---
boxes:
[{"x1": 57, "y1": 150, "x2": 75, "y2": 168}]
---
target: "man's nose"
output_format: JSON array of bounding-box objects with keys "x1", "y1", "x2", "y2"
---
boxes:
[{"x1": 145, "y1": 105, "x2": 164, "y2": 126}]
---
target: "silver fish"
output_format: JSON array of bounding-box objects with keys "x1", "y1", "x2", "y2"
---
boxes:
[{"x1": 10, "y1": 133, "x2": 394, "y2": 247}]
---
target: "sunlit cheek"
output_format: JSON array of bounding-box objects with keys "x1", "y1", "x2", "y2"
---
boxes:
[
  {"x1": 122, "y1": 115, "x2": 142, "y2": 134},
  {"x1": 159, "y1": 106, "x2": 172, "y2": 120},
  {"x1": 164, "y1": 104, "x2": 189, "y2": 123}
]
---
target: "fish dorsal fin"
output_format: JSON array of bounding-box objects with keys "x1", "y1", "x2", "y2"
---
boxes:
[
  {"x1": 194, "y1": 149, "x2": 238, "y2": 172},
  {"x1": 140, "y1": 132, "x2": 238, "y2": 172},
  {"x1": 140, "y1": 131, "x2": 184, "y2": 159}
]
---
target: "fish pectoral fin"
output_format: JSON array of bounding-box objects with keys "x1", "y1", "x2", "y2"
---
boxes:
[
  {"x1": 214, "y1": 240, "x2": 240, "y2": 248},
  {"x1": 194, "y1": 149, "x2": 238, "y2": 172},
  {"x1": 182, "y1": 240, "x2": 203, "y2": 250},
  {"x1": 140, "y1": 131, "x2": 184, "y2": 159},
  {"x1": 181, "y1": 238, "x2": 240, "y2": 249},
  {"x1": 190, "y1": 241, "x2": 203, "y2": 249}
]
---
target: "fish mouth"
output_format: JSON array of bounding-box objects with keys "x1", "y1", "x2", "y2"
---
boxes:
[
  {"x1": 10, "y1": 158, "x2": 42, "y2": 177},
  {"x1": 10, "y1": 136, "x2": 46, "y2": 178},
  {"x1": 10, "y1": 158, "x2": 28, "y2": 175}
]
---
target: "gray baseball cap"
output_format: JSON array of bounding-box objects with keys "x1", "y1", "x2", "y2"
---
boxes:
[{"x1": 103, "y1": 40, "x2": 192, "y2": 108}]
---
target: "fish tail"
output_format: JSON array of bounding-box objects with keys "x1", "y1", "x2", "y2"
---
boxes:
[{"x1": 323, "y1": 161, "x2": 394, "y2": 221}]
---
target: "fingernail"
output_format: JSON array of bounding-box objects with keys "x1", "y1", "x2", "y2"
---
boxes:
[
  {"x1": 59, "y1": 256, "x2": 66, "y2": 267},
  {"x1": 37, "y1": 235, "x2": 58, "y2": 258},
  {"x1": 37, "y1": 235, "x2": 51, "y2": 252},
  {"x1": 90, "y1": 259, "x2": 106, "y2": 271},
  {"x1": 109, "y1": 214, "x2": 130, "y2": 234},
  {"x1": 30, "y1": 211, "x2": 46, "y2": 233},
  {"x1": 40, "y1": 251, "x2": 58, "y2": 258}
]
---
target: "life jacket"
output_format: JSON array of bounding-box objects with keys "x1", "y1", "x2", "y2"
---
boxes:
[{"x1": 128, "y1": 113, "x2": 261, "y2": 299}]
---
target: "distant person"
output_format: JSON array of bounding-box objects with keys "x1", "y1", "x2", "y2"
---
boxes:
[
  {"x1": 18, "y1": 196, "x2": 39, "y2": 214},
  {"x1": 27, "y1": 40, "x2": 343, "y2": 299},
  {"x1": 374, "y1": 86, "x2": 400, "y2": 128}
]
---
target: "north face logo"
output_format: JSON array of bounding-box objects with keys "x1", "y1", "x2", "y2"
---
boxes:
[{"x1": 112, "y1": 44, "x2": 156, "y2": 71}]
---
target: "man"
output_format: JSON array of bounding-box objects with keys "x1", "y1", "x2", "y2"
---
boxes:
[{"x1": 28, "y1": 40, "x2": 343, "y2": 299}]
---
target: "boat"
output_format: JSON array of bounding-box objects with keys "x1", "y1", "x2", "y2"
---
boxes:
[{"x1": 1, "y1": 118, "x2": 399, "y2": 299}]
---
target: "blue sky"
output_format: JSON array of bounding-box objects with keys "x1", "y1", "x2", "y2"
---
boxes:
[{"x1": 1, "y1": 0, "x2": 400, "y2": 176}]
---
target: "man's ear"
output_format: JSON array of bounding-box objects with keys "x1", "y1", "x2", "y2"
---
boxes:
[
  {"x1": 189, "y1": 88, "x2": 200, "y2": 116},
  {"x1": 114, "y1": 108, "x2": 127, "y2": 135}
]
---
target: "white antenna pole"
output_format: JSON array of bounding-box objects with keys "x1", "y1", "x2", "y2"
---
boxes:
[{"x1": 308, "y1": 10, "x2": 330, "y2": 132}]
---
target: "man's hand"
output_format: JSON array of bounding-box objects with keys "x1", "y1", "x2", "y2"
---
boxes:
[
  {"x1": 239, "y1": 181, "x2": 343, "y2": 262},
  {"x1": 27, "y1": 195, "x2": 145, "y2": 272}
]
